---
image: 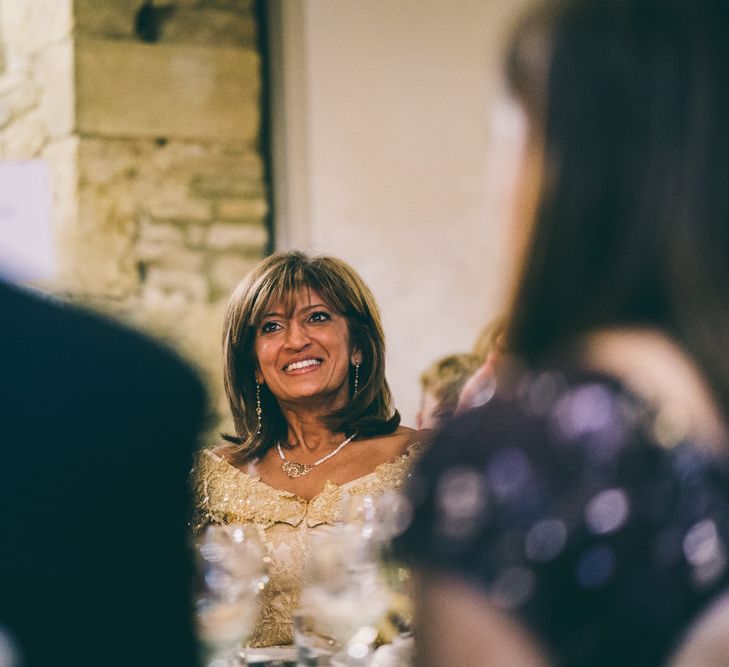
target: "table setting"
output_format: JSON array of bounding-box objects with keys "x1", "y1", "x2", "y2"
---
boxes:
[{"x1": 192, "y1": 491, "x2": 414, "y2": 667}]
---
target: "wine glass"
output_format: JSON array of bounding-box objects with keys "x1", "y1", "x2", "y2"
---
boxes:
[
  {"x1": 339, "y1": 490, "x2": 413, "y2": 545},
  {"x1": 294, "y1": 492, "x2": 412, "y2": 666},
  {"x1": 340, "y1": 491, "x2": 415, "y2": 662},
  {"x1": 194, "y1": 524, "x2": 268, "y2": 667},
  {"x1": 295, "y1": 531, "x2": 389, "y2": 666}
]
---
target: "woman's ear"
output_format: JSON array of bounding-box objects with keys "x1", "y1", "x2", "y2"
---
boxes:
[
  {"x1": 255, "y1": 367, "x2": 264, "y2": 384},
  {"x1": 351, "y1": 349, "x2": 363, "y2": 366}
]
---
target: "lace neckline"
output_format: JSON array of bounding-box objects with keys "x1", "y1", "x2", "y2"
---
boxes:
[{"x1": 203, "y1": 441, "x2": 423, "y2": 505}]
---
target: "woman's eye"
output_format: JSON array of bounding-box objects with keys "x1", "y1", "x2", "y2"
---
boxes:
[
  {"x1": 261, "y1": 321, "x2": 281, "y2": 333},
  {"x1": 309, "y1": 311, "x2": 331, "y2": 323}
]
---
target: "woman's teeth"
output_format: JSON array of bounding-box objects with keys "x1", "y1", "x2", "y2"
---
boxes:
[{"x1": 284, "y1": 359, "x2": 321, "y2": 371}]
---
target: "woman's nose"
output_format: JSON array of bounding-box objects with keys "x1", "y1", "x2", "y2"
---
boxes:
[{"x1": 285, "y1": 321, "x2": 310, "y2": 349}]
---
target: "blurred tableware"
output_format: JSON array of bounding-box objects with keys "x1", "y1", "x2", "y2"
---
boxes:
[
  {"x1": 369, "y1": 634, "x2": 414, "y2": 667},
  {"x1": 195, "y1": 524, "x2": 268, "y2": 667},
  {"x1": 294, "y1": 497, "x2": 396, "y2": 667},
  {"x1": 240, "y1": 645, "x2": 297, "y2": 666},
  {"x1": 294, "y1": 536, "x2": 389, "y2": 665},
  {"x1": 339, "y1": 491, "x2": 412, "y2": 545},
  {"x1": 341, "y1": 492, "x2": 415, "y2": 640}
]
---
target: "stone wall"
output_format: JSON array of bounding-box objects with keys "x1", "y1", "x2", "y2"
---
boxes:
[{"x1": 0, "y1": 0, "x2": 269, "y2": 436}]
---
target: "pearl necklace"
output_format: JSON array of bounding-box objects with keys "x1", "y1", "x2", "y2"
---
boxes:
[{"x1": 276, "y1": 432, "x2": 358, "y2": 479}]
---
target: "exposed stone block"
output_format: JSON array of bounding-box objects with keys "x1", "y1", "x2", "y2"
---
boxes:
[
  {"x1": 136, "y1": 221, "x2": 187, "y2": 262},
  {"x1": 76, "y1": 39, "x2": 261, "y2": 142},
  {"x1": 79, "y1": 140, "x2": 132, "y2": 186},
  {"x1": 3, "y1": 110, "x2": 46, "y2": 158},
  {"x1": 0, "y1": 74, "x2": 40, "y2": 121},
  {"x1": 137, "y1": 243, "x2": 203, "y2": 274},
  {"x1": 1, "y1": 0, "x2": 74, "y2": 56},
  {"x1": 191, "y1": 173, "x2": 264, "y2": 199},
  {"x1": 157, "y1": 0, "x2": 199, "y2": 7},
  {"x1": 143, "y1": 266, "x2": 209, "y2": 302},
  {"x1": 205, "y1": 0, "x2": 254, "y2": 12},
  {"x1": 161, "y1": 9, "x2": 257, "y2": 48},
  {"x1": 144, "y1": 181, "x2": 212, "y2": 221},
  {"x1": 77, "y1": 186, "x2": 114, "y2": 228},
  {"x1": 186, "y1": 223, "x2": 208, "y2": 248},
  {"x1": 218, "y1": 197, "x2": 268, "y2": 220},
  {"x1": 36, "y1": 40, "x2": 75, "y2": 139},
  {"x1": 0, "y1": 103, "x2": 12, "y2": 131},
  {"x1": 42, "y1": 136, "x2": 80, "y2": 238},
  {"x1": 139, "y1": 285, "x2": 189, "y2": 311},
  {"x1": 215, "y1": 151, "x2": 264, "y2": 177},
  {"x1": 139, "y1": 220, "x2": 186, "y2": 245},
  {"x1": 58, "y1": 226, "x2": 138, "y2": 297},
  {"x1": 76, "y1": 0, "x2": 254, "y2": 46},
  {"x1": 209, "y1": 252, "x2": 260, "y2": 297},
  {"x1": 42, "y1": 137, "x2": 80, "y2": 291},
  {"x1": 207, "y1": 222, "x2": 267, "y2": 250},
  {"x1": 74, "y1": 0, "x2": 141, "y2": 40}
]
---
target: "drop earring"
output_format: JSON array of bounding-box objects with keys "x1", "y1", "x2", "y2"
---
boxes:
[
  {"x1": 255, "y1": 378, "x2": 262, "y2": 434},
  {"x1": 354, "y1": 363, "x2": 360, "y2": 395}
]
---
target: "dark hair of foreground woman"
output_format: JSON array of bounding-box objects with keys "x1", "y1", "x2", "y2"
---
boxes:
[
  {"x1": 396, "y1": 2, "x2": 729, "y2": 665},
  {"x1": 506, "y1": 0, "x2": 729, "y2": 406}
]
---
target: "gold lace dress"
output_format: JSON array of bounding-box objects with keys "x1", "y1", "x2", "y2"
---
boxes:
[{"x1": 191, "y1": 444, "x2": 422, "y2": 647}]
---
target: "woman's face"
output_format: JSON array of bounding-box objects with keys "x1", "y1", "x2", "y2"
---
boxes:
[{"x1": 253, "y1": 287, "x2": 359, "y2": 409}]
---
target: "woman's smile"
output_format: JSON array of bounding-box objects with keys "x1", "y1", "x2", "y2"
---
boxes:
[{"x1": 282, "y1": 357, "x2": 323, "y2": 374}]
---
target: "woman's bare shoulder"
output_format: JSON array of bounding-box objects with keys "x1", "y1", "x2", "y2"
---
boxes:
[{"x1": 364, "y1": 426, "x2": 432, "y2": 457}]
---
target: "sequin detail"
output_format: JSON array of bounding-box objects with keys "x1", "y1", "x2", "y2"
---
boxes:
[{"x1": 396, "y1": 370, "x2": 729, "y2": 666}]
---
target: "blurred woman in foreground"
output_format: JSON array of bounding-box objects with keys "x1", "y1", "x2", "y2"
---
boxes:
[{"x1": 397, "y1": 1, "x2": 729, "y2": 665}]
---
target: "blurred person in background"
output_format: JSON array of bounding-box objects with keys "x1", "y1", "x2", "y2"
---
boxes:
[
  {"x1": 396, "y1": 0, "x2": 729, "y2": 665},
  {"x1": 0, "y1": 279, "x2": 206, "y2": 666},
  {"x1": 416, "y1": 353, "x2": 482, "y2": 429},
  {"x1": 456, "y1": 317, "x2": 506, "y2": 415},
  {"x1": 192, "y1": 251, "x2": 425, "y2": 648}
]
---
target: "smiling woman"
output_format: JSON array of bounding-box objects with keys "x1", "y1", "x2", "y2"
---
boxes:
[
  {"x1": 191, "y1": 250, "x2": 426, "y2": 648},
  {"x1": 221, "y1": 251, "x2": 401, "y2": 456}
]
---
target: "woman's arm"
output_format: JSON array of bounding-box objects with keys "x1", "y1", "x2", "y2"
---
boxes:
[{"x1": 414, "y1": 570, "x2": 549, "y2": 667}]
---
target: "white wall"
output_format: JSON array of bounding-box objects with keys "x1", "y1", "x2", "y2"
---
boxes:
[{"x1": 269, "y1": 0, "x2": 531, "y2": 425}]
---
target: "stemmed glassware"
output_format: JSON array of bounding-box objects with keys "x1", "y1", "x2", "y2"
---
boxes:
[
  {"x1": 194, "y1": 524, "x2": 268, "y2": 667},
  {"x1": 294, "y1": 491, "x2": 413, "y2": 667},
  {"x1": 339, "y1": 490, "x2": 412, "y2": 544}
]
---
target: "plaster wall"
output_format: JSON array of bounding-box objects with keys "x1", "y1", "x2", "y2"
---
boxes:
[{"x1": 270, "y1": 0, "x2": 532, "y2": 424}]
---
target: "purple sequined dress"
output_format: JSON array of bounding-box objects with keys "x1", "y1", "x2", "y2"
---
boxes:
[{"x1": 396, "y1": 370, "x2": 729, "y2": 666}]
